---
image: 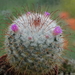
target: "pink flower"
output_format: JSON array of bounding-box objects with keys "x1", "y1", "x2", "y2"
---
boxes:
[
  {"x1": 45, "y1": 35, "x2": 49, "y2": 39},
  {"x1": 44, "y1": 12, "x2": 50, "y2": 16},
  {"x1": 28, "y1": 37, "x2": 32, "y2": 40},
  {"x1": 26, "y1": 12, "x2": 31, "y2": 15},
  {"x1": 53, "y1": 26, "x2": 62, "y2": 35},
  {"x1": 11, "y1": 24, "x2": 18, "y2": 32}
]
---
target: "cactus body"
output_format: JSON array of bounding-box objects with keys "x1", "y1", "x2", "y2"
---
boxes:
[{"x1": 5, "y1": 12, "x2": 64, "y2": 75}]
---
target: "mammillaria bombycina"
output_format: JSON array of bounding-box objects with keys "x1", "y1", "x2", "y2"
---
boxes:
[{"x1": 5, "y1": 12, "x2": 65, "y2": 75}]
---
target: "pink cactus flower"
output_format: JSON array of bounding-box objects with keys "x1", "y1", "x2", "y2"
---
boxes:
[
  {"x1": 11, "y1": 24, "x2": 18, "y2": 32},
  {"x1": 53, "y1": 26, "x2": 62, "y2": 35},
  {"x1": 44, "y1": 12, "x2": 50, "y2": 16}
]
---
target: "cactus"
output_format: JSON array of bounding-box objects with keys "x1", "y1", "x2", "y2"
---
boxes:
[{"x1": 5, "y1": 12, "x2": 64, "y2": 75}]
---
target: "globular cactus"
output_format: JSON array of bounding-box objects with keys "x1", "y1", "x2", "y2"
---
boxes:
[{"x1": 5, "y1": 12, "x2": 64, "y2": 75}]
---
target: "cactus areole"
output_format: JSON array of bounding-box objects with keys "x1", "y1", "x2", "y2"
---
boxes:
[{"x1": 5, "y1": 12, "x2": 64, "y2": 75}]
